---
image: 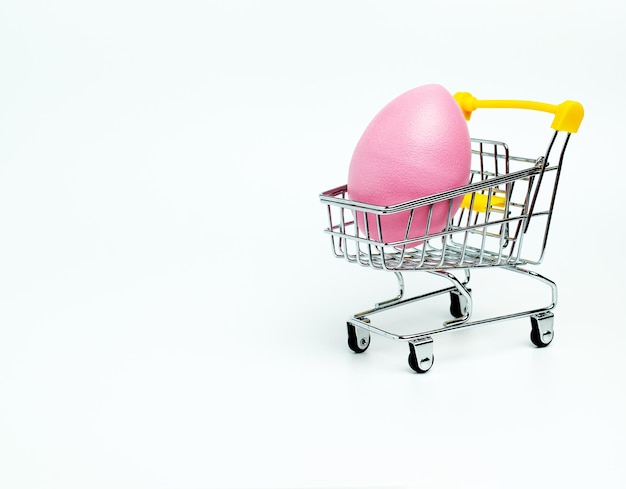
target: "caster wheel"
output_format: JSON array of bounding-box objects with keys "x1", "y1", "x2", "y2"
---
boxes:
[
  {"x1": 449, "y1": 290, "x2": 470, "y2": 318},
  {"x1": 408, "y1": 341, "x2": 434, "y2": 373},
  {"x1": 347, "y1": 322, "x2": 370, "y2": 353},
  {"x1": 530, "y1": 313, "x2": 554, "y2": 348}
]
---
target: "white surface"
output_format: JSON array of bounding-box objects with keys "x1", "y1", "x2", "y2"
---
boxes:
[{"x1": 1, "y1": 1, "x2": 625, "y2": 488}]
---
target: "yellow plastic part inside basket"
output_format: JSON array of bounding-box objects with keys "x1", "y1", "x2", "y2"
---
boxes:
[{"x1": 461, "y1": 193, "x2": 506, "y2": 213}]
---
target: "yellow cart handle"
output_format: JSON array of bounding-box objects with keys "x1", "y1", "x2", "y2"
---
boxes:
[{"x1": 454, "y1": 92, "x2": 584, "y2": 133}]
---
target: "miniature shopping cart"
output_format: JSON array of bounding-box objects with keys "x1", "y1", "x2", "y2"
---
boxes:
[{"x1": 319, "y1": 93, "x2": 584, "y2": 373}]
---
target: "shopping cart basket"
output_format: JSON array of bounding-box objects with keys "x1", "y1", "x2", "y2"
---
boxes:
[{"x1": 319, "y1": 92, "x2": 584, "y2": 373}]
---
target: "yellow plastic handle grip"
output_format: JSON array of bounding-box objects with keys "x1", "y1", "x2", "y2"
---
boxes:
[{"x1": 454, "y1": 92, "x2": 584, "y2": 133}]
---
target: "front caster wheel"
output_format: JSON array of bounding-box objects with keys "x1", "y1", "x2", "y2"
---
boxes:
[
  {"x1": 347, "y1": 322, "x2": 370, "y2": 353},
  {"x1": 408, "y1": 339, "x2": 434, "y2": 373},
  {"x1": 530, "y1": 313, "x2": 554, "y2": 348}
]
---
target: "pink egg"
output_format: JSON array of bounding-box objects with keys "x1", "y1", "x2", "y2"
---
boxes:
[{"x1": 347, "y1": 84, "x2": 471, "y2": 247}]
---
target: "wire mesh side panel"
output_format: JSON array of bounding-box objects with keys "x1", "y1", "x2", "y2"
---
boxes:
[
  {"x1": 444, "y1": 139, "x2": 538, "y2": 267},
  {"x1": 448, "y1": 133, "x2": 571, "y2": 266},
  {"x1": 515, "y1": 130, "x2": 572, "y2": 265}
]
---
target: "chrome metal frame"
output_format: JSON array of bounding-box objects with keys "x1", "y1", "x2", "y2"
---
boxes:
[{"x1": 320, "y1": 131, "x2": 572, "y2": 372}]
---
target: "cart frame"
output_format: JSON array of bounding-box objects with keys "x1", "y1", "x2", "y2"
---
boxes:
[{"x1": 319, "y1": 93, "x2": 583, "y2": 373}]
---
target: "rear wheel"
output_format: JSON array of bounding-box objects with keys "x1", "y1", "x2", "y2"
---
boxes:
[
  {"x1": 347, "y1": 322, "x2": 370, "y2": 353},
  {"x1": 530, "y1": 314, "x2": 554, "y2": 347}
]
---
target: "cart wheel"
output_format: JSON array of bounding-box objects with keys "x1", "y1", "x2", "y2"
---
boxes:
[
  {"x1": 449, "y1": 290, "x2": 470, "y2": 318},
  {"x1": 408, "y1": 341, "x2": 434, "y2": 374},
  {"x1": 530, "y1": 313, "x2": 554, "y2": 348},
  {"x1": 347, "y1": 322, "x2": 370, "y2": 353}
]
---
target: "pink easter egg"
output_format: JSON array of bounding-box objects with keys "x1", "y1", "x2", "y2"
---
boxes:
[{"x1": 347, "y1": 84, "x2": 471, "y2": 247}]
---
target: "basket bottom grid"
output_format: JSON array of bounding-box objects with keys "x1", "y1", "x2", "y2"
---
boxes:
[{"x1": 338, "y1": 237, "x2": 525, "y2": 271}]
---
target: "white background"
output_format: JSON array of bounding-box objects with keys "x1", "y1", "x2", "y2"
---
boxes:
[{"x1": 1, "y1": 1, "x2": 624, "y2": 488}]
